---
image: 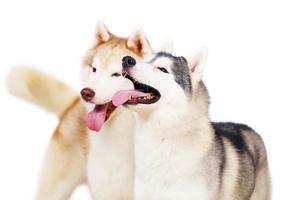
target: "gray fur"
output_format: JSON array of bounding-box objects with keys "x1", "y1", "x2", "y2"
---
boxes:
[
  {"x1": 150, "y1": 52, "x2": 192, "y2": 95},
  {"x1": 212, "y1": 122, "x2": 270, "y2": 199}
]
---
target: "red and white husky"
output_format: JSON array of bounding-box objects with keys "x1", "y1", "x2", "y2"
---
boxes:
[{"x1": 6, "y1": 22, "x2": 152, "y2": 200}]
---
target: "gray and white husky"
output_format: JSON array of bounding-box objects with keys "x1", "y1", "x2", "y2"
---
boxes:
[{"x1": 112, "y1": 50, "x2": 272, "y2": 200}]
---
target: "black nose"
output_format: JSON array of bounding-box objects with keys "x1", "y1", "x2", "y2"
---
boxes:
[
  {"x1": 122, "y1": 56, "x2": 136, "y2": 68},
  {"x1": 81, "y1": 88, "x2": 95, "y2": 102}
]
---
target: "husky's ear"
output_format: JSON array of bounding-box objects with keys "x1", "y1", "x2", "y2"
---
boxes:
[
  {"x1": 127, "y1": 28, "x2": 152, "y2": 56},
  {"x1": 158, "y1": 39, "x2": 173, "y2": 53},
  {"x1": 95, "y1": 21, "x2": 111, "y2": 44},
  {"x1": 188, "y1": 47, "x2": 208, "y2": 83}
]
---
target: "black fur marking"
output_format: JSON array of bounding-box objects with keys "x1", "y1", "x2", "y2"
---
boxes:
[
  {"x1": 213, "y1": 122, "x2": 259, "y2": 198},
  {"x1": 214, "y1": 131, "x2": 226, "y2": 188},
  {"x1": 212, "y1": 122, "x2": 253, "y2": 153}
]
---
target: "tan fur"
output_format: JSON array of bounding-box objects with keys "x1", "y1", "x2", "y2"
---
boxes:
[
  {"x1": 6, "y1": 24, "x2": 150, "y2": 199},
  {"x1": 6, "y1": 68, "x2": 87, "y2": 199},
  {"x1": 243, "y1": 131, "x2": 272, "y2": 200},
  {"x1": 35, "y1": 97, "x2": 88, "y2": 200},
  {"x1": 84, "y1": 36, "x2": 144, "y2": 69},
  {"x1": 250, "y1": 161, "x2": 272, "y2": 200},
  {"x1": 6, "y1": 67, "x2": 78, "y2": 117}
]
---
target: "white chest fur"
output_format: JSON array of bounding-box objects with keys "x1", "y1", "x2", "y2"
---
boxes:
[
  {"x1": 134, "y1": 119, "x2": 213, "y2": 200},
  {"x1": 87, "y1": 108, "x2": 135, "y2": 199}
]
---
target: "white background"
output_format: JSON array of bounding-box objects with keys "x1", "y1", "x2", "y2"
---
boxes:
[{"x1": 0, "y1": 0, "x2": 299, "y2": 199}]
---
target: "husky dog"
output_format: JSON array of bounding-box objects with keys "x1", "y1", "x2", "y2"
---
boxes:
[
  {"x1": 112, "y1": 51, "x2": 272, "y2": 200},
  {"x1": 6, "y1": 22, "x2": 152, "y2": 200},
  {"x1": 81, "y1": 23, "x2": 152, "y2": 200}
]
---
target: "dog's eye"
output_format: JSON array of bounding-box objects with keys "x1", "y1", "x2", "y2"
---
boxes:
[
  {"x1": 112, "y1": 72, "x2": 121, "y2": 77},
  {"x1": 92, "y1": 67, "x2": 97, "y2": 73},
  {"x1": 158, "y1": 67, "x2": 169, "y2": 73}
]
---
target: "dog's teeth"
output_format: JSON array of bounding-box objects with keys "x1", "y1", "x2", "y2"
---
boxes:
[
  {"x1": 146, "y1": 94, "x2": 154, "y2": 100},
  {"x1": 129, "y1": 95, "x2": 132, "y2": 100}
]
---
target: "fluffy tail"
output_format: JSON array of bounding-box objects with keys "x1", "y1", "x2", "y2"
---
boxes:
[{"x1": 5, "y1": 67, "x2": 79, "y2": 118}]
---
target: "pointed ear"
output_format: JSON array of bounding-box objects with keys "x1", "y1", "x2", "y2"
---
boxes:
[
  {"x1": 188, "y1": 47, "x2": 208, "y2": 82},
  {"x1": 158, "y1": 39, "x2": 173, "y2": 53},
  {"x1": 127, "y1": 28, "x2": 152, "y2": 56},
  {"x1": 95, "y1": 21, "x2": 111, "y2": 44}
]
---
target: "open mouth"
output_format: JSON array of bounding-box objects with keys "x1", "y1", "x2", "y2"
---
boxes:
[
  {"x1": 112, "y1": 73, "x2": 161, "y2": 106},
  {"x1": 124, "y1": 72, "x2": 161, "y2": 104},
  {"x1": 87, "y1": 73, "x2": 160, "y2": 132},
  {"x1": 87, "y1": 102, "x2": 116, "y2": 132}
]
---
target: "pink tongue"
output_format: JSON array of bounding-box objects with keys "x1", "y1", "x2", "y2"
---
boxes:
[
  {"x1": 112, "y1": 90, "x2": 149, "y2": 106},
  {"x1": 87, "y1": 104, "x2": 109, "y2": 132}
]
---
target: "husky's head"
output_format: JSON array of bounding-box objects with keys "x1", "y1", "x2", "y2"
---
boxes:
[
  {"x1": 80, "y1": 22, "x2": 152, "y2": 132},
  {"x1": 112, "y1": 49, "x2": 208, "y2": 117}
]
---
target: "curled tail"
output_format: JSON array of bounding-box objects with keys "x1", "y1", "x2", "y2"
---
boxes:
[{"x1": 5, "y1": 67, "x2": 79, "y2": 118}]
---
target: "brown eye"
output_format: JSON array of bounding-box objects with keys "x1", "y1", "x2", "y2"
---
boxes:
[
  {"x1": 92, "y1": 67, "x2": 97, "y2": 73},
  {"x1": 112, "y1": 72, "x2": 121, "y2": 77}
]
